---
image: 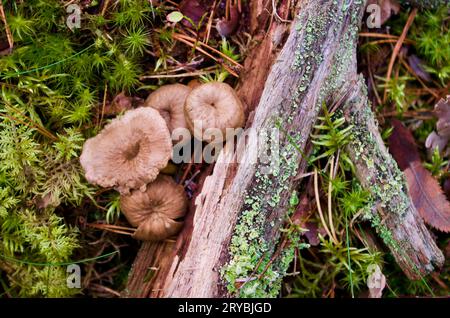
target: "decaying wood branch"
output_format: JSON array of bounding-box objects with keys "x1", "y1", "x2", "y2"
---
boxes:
[
  {"x1": 123, "y1": 0, "x2": 292, "y2": 298},
  {"x1": 343, "y1": 76, "x2": 444, "y2": 278},
  {"x1": 124, "y1": 0, "x2": 444, "y2": 297}
]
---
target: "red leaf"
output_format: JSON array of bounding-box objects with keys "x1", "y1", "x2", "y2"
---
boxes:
[
  {"x1": 404, "y1": 162, "x2": 450, "y2": 232},
  {"x1": 435, "y1": 95, "x2": 450, "y2": 139},
  {"x1": 216, "y1": 4, "x2": 240, "y2": 37},
  {"x1": 389, "y1": 119, "x2": 450, "y2": 232},
  {"x1": 426, "y1": 96, "x2": 450, "y2": 154},
  {"x1": 388, "y1": 119, "x2": 420, "y2": 169},
  {"x1": 180, "y1": 0, "x2": 207, "y2": 27}
]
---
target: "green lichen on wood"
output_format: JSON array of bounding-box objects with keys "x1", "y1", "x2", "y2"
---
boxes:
[
  {"x1": 221, "y1": 135, "x2": 301, "y2": 298},
  {"x1": 344, "y1": 79, "x2": 410, "y2": 218},
  {"x1": 221, "y1": 0, "x2": 366, "y2": 298}
]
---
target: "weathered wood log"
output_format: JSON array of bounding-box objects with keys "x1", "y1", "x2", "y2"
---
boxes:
[
  {"x1": 343, "y1": 76, "x2": 444, "y2": 279},
  {"x1": 123, "y1": 0, "x2": 444, "y2": 298},
  {"x1": 123, "y1": 0, "x2": 292, "y2": 298}
]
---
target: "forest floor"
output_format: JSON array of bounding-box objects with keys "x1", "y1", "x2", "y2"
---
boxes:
[{"x1": 0, "y1": 0, "x2": 449, "y2": 298}]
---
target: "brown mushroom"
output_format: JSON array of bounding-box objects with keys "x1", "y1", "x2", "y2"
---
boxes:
[
  {"x1": 187, "y1": 79, "x2": 202, "y2": 89},
  {"x1": 144, "y1": 84, "x2": 191, "y2": 143},
  {"x1": 120, "y1": 175, "x2": 188, "y2": 241},
  {"x1": 80, "y1": 107, "x2": 172, "y2": 194},
  {"x1": 184, "y1": 81, "x2": 245, "y2": 143}
]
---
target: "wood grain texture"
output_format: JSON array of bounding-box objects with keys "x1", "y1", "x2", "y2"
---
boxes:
[
  {"x1": 344, "y1": 77, "x2": 444, "y2": 278},
  {"x1": 124, "y1": 0, "x2": 444, "y2": 297},
  {"x1": 150, "y1": 0, "x2": 367, "y2": 297}
]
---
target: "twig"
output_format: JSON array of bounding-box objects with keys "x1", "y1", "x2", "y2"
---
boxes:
[
  {"x1": 87, "y1": 223, "x2": 135, "y2": 236},
  {"x1": 90, "y1": 283, "x2": 121, "y2": 297},
  {"x1": 140, "y1": 69, "x2": 217, "y2": 80},
  {"x1": 204, "y1": 0, "x2": 218, "y2": 44},
  {"x1": 172, "y1": 35, "x2": 238, "y2": 77},
  {"x1": 359, "y1": 32, "x2": 406, "y2": 40},
  {"x1": 0, "y1": 1, "x2": 13, "y2": 52},
  {"x1": 383, "y1": 8, "x2": 417, "y2": 103},
  {"x1": 366, "y1": 49, "x2": 383, "y2": 107},
  {"x1": 366, "y1": 39, "x2": 413, "y2": 46},
  {"x1": 2, "y1": 103, "x2": 58, "y2": 140},
  {"x1": 272, "y1": 0, "x2": 291, "y2": 23},
  {"x1": 178, "y1": 153, "x2": 195, "y2": 185},
  {"x1": 173, "y1": 33, "x2": 243, "y2": 68},
  {"x1": 100, "y1": 0, "x2": 112, "y2": 16}
]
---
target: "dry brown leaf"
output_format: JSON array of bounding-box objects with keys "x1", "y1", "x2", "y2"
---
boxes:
[
  {"x1": 404, "y1": 162, "x2": 450, "y2": 232},
  {"x1": 408, "y1": 54, "x2": 432, "y2": 82},
  {"x1": 389, "y1": 119, "x2": 450, "y2": 232},
  {"x1": 435, "y1": 95, "x2": 450, "y2": 138},
  {"x1": 388, "y1": 119, "x2": 420, "y2": 170},
  {"x1": 180, "y1": 0, "x2": 208, "y2": 27},
  {"x1": 216, "y1": 4, "x2": 240, "y2": 37},
  {"x1": 426, "y1": 96, "x2": 450, "y2": 154}
]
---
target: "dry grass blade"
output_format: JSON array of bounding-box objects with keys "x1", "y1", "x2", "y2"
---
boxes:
[
  {"x1": 87, "y1": 223, "x2": 136, "y2": 236},
  {"x1": 0, "y1": 1, "x2": 13, "y2": 50},
  {"x1": 383, "y1": 8, "x2": 417, "y2": 103},
  {"x1": 313, "y1": 169, "x2": 337, "y2": 244}
]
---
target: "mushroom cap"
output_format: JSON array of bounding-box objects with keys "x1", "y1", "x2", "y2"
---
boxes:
[
  {"x1": 187, "y1": 79, "x2": 202, "y2": 89},
  {"x1": 184, "y1": 82, "x2": 245, "y2": 143},
  {"x1": 120, "y1": 175, "x2": 188, "y2": 241},
  {"x1": 80, "y1": 107, "x2": 172, "y2": 194},
  {"x1": 144, "y1": 84, "x2": 191, "y2": 143}
]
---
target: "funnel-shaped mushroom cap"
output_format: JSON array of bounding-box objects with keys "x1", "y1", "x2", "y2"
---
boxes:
[
  {"x1": 80, "y1": 107, "x2": 172, "y2": 194},
  {"x1": 144, "y1": 84, "x2": 191, "y2": 143},
  {"x1": 184, "y1": 82, "x2": 245, "y2": 143},
  {"x1": 120, "y1": 175, "x2": 188, "y2": 241}
]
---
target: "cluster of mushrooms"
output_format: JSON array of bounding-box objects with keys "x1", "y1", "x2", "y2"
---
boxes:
[{"x1": 80, "y1": 81, "x2": 245, "y2": 241}]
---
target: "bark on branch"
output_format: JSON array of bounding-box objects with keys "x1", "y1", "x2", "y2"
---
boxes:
[{"x1": 123, "y1": 0, "x2": 444, "y2": 297}]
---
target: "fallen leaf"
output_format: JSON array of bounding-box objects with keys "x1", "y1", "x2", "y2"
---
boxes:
[
  {"x1": 290, "y1": 191, "x2": 321, "y2": 246},
  {"x1": 388, "y1": 119, "x2": 420, "y2": 170},
  {"x1": 404, "y1": 162, "x2": 450, "y2": 232},
  {"x1": 426, "y1": 95, "x2": 450, "y2": 154},
  {"x1": 389, "y1": 119, "x2": 450, "y2": 232},
  {"x1": 435, "y1": 95, "x2": 450, "y2": 138},
  {"x1": 304, "y1": 222, "x2": 320, "y2": 246},
  {"x1": 167, "y1": 11, "x2": 184, "y2": 23},
  {"x1": 408, "y1": 54, "x2": 432, "y2": 82},
  {"x1": 389, "y1": 120, "x2": 450, "y2": 232},
  {"x1": 180, "y1": 0, "x2": 207, "y2": 27},
  {"x1": 216, "y1": 4, "x2": 240, "y2": 37}
]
